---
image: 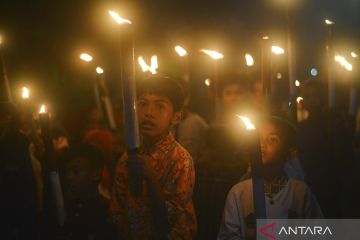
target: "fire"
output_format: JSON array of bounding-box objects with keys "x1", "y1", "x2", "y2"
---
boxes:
[
  {"x1": 108, "y1": 10, "x2": 132, "y2": 24},
  {"x1": 205, "y1": 78, "x2": 211, "y2": 87},
  {"x1": 295, "y1": 80, "x2": 300, "y2": 87},
  {"x1": 325, "y1": 19, "x2": 335, "y2": 25},
  {"x1": 80, "y1": 53, "x2": 93, "y2": 62},
  {"x1": 96, "y1": 67, "x2": 104, "y2": 74},
  {"x1": 334, "y1": 55, "x2": 352, "y2": 71},
  {"x1": 271, "y1": 46, "x2": 285, "y2": 55},
  {"x1": 351, "y1": 52, "x2": 358, "y2": 58},
  {"x1": 175, "y1": 46, "x2": 187, "y2": 57},
  {"x1": 245, "y1": 54, "x2": 254, "y2": 66},
  {"x1": 22, "y1": 87, "x2": 29, "y2": 99},
  {"x1": 138, "y1": 55, "x2": 158, "y2": 74},
  {"x1": 201, "y1": 49, "x2": 223, "y2": 60},
  {"x1": 237, "y1": 115, "x2": 256, "y2": 130},
  {"x1": 39, "y1": 104, "x2": 47, "y2": 114},
  {"x1": 296, "y1": 97, "x2": 304, "y2": 103}
]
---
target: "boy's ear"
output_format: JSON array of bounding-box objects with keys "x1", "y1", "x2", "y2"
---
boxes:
[{"x1": 171, "y1": 111, "x2": 183, "y2": 126}]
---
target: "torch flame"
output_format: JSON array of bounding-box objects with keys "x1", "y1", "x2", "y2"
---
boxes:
[
  {"x1": 175, "y1": 45, "x2": 187, "y2": 57},
  {"x1": 80, "y1": 53, "x2": 93, "y2": 62},
  {"x1": 296, "y1": 97, "x2": 303, "y2": 103},
  {"x1": 0, "y1": 35, "x2": 3, "y2": 45},
  {"x1": 201, "y1": 49, "x2": 223, "y2": 60},
  {"x1": 22, "y1": 87, "x2": 29, "y2": 99},
  {"x1": 325, "y1": 19, "x2": 335, "y2": 25},
  {"x1": 108, "y1": 10, "x2": 132, "y2": 24},
  {"x1": 205, "y1": 78, "x2": 211, "y2": 87},
  {"x1": 271, "y1": 46, "x2": 285, "y2": 55},
  {"x1": 335, "y1": 55, "x2": 353, "y2": 71},
  {"x1": 138, "y1": 56, "x2": 157, "y2": 74},
  {"x1": 351, "y1": 52, "x2": 358, "y2": 58},
  {"x1": 39, "y1": 104, "x2": 47, "y2": 114},
  {"x1": 96, "y1": 67, "x2": 104, "y2": 74},
  {"x1": 237, "y1": 115, "x2": 256, "y2": 130},
  {"x1": 295, "y1": 80, "x2": 300, "y2": 87},
  {"x1": 245, "y1": 54, "x2": 254, "y2": 66}
]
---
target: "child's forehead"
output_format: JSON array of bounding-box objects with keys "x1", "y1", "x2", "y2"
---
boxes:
[
  {"x1": 138, "y1": 93, "x2": 171, "y2": 103},
  {"x1": 261, "y1": 122, "x2": 282, "y2": 135}
]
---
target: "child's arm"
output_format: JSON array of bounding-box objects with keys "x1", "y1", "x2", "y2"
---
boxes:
[{"x1": 218, "y1": 188, "x2": 245, "y2": 240}]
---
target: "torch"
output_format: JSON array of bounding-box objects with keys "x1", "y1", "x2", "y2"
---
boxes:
[
  {"x1": 201, "y1": 49, "x2": 223, "y2": 122},
  {"x1": 175, "y1": 45, "x2": 190, "y2": 82},
  {"x1": 109, "y1": 10, "x2": 141, "y2": 196},
  {"x1": 38, "y1": 104, "x2": 66, "y2": 226},
  {"x1": 0, "y1": 35, "x2": 13, "y2": 102},
  {"x1": 325, "y1": 19, "x2": 336, "y2": 108},
  {"x1": 237, "y1": 115, "x2": 267, "y2": 221}
]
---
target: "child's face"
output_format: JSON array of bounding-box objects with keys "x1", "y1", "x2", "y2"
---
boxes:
[
  {"x1": 137, "y1": 93, "x2": 181, "y2": 140},
  {"x1": 260, "y1": 122, "x2": 284, "y2": 165},
  {"x1": 66, "y1": 157, "x2": 100, "y2": 195},
  {"x1": 222, "y1": 83, "x2": 244, "y2": 110}
]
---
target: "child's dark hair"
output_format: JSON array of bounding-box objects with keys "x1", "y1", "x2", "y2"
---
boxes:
[
  {"x1": 264, "y1": 116, "x2": 297, "y2": 150},
  {"x1": 68, "y1": 143, "x2": 104, "y2": 170},
  {"x1": 137, "y1": 76, "x2": 185, "y2": 112}
]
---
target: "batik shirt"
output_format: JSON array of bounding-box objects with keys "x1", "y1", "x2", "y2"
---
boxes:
[{"x1": 111, "y1": 133, "x2": 197, "y2": 239}]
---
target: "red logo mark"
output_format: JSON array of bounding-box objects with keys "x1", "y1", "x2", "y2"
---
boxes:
[{"x1": 258, "y1": 222, "x2": 276, "y2": 240}]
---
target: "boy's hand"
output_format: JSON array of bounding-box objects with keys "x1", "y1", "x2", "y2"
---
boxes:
[{"x1": 127, "y1": 154, "x2": 155, "y2": 180}]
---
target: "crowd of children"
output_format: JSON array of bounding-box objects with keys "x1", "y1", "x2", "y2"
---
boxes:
[{"x1": 0, "y1": 72, "x2": 359, "y2": 240}]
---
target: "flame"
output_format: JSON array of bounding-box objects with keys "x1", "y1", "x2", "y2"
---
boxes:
[
  {"x1": 205, "y1": 78, "x2": 211, "y2": 87},
  {"x1": 22, "y1": 87, "x2": 29, "y2": 99},
  {"x1": 39, "y1": 104, "x2": 47, "y2": 114},
  {"x1": 201, "y1": 49, "x2": 223, "y2": 60},
  {"x1": 296, "y1": 97, "x2": 303, "y2": 103},
  {"x1": 0, "y1": 35, "x2": 3, "y2": 45},
  {"x1": 262, "y1": 36, "x2": 269, "y2": 40},
  {"x1": 108, "y1": 10, "x2": 132, "y2": 24},
  {"x1": 138, "y1": 56, "x2": 157, "y2": 74},
  {"x1": 271, "y1": 46, "x2": 285, "y2": 55},
  {"x1": 325, "y1": 19, "x2": 335, "y2": 25},
  {"x1": 96, "y1": 67, "x2": 104, "y2": 74},
  {"x1": 245, "y1": 54, "x2": 254, "y2": 66},
  {"x1": 351, "y1": 52, "x2": 358, "y2": 58},
  {"x1": 80, "y1": 53, "x2": 93, "y2": 62},
  {"x1": 237, "y1": 115, "x2": 256, "y2": 130},
  {"x1": 335, "y1": 55, "x2": 352, "y2": 71},
  {"x1": 295, "y1": 80, "x2": 300, "y2": 87},
  {"x1": 175, "y1": 45, "x2": 187, "y2": 57}
]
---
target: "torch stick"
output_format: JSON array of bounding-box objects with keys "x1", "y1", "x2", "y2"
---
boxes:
[
  {"x1": 238, "y1": 116, "x2": 267, "y2": 223},
  {"x1": 39, "y1": 105, "x2": 66, "y2": 226},
  {"x1": 326, "y1": 19, "x2": 336, "y2": 108},
  {"x1": 0, "y1": 50, "x2": 13, "y2": 102}
]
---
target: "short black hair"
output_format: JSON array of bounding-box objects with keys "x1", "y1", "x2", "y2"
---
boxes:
[
  {"x1": 264, "y1": 116, "x2": 297, "y2": 150},
  {"x1": 68, "y1": 143, "x2": 104, "y2": 170},
  {"x1": 137, "y1": 76, "x2": 185, "y2": 112}
]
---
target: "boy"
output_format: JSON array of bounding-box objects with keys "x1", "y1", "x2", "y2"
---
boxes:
[
  {"x1": 63, "y1": 143, "x2": 115, "y2": 240},
  {"x1": 218, "y1": 116, "x2": 322, "y2": 240},
  {"x1": 111, "y1": 76, "x2": 197, "y2": 239}
]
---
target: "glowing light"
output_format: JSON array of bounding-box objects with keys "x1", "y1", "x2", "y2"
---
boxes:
[
  {"x1": 22, "y1": 87, "x2": 29, "y2": 99},
  {"x1": 0, "y1": 35, "x2": 3, "y2": 45},
  {"x1": 245, "y1": 54, "x2": 254, "y2": 66},
  {"x1": 108, "y1": 10, "x2": 132, "y2": 24},
  {"x1": 310, "y1": 68, "x2": 318, "y2": 76},
  {"x1": 175, "y1": 45, "x2": 187, "y2": 57},
  {"x1": 39, "y1": 104, "x2": 47, "y2": 114},
  {"x1": 201, "y1": 49, "x2": 224, "y2": 60},
  {"x1": 96, "y1": 67, "x2": 104, "y2": 74},
  {"x1": 325, "y1": 19, "x2": 335, "y2": 25},
  {"x1": 262, "y1": 36, "x2": 269, "y2": 40},
  {"x1": 276, "y1": 73, "x2": 282, "y2": 79},
  {"x1": 138, "y1": 55, "x2": 157, "y2": 74},
  {"x1": 296, "y1": 97, "x2": 303, "y2": 103},
  {"x1": 271, "y1": 46, "x2": 285, "y2": 55},
  {"x1": 351, "y1": 52, "x2": 358, "y2": 58},
  {"x1": 295, "y1": 80, "x2": 300, "y2": 87},
  {"x1": 237, "y1": 115, "x2": 256, "y2": 130},
  {"x1": 205, "y1": 78, "x2": 211, "y2": 87},
  {"x1": 335, "y1": 55, "x2": 352, "y2": 71},
  {"x1": 80, "y1": 53, "x2": 93, "y2": 62}
]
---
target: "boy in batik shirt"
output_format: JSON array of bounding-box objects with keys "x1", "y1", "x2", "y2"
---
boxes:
[
  {"x1": 218, "y1": 117, "x2": 322, "y2": 240},
  {"x1": 111, "y1": 76, "x2": 197, "y2": 239}
]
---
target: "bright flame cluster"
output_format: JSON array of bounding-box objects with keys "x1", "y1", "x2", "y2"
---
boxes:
[
  {"x1": 80, "y1": 53, "x2": 93, "y2": 62},
  {"x1": 138, "y1": 55, "x2": 158, "y2": 74},
  {"x1": 39, "y1": 104, "x2": 47, "y2": 114},
  {"x1": 22, "y1": 87, "x2": 29, "y2": 99},
  {"x1": 334, "y1": 55, "x2": 353, "y2": 71},
  {"x1": 325, "y1": 19, "x2": 335, "y2": 25},
  {"x1": 201, "y1": 49, "x2": 224, "y2": 60},
  {"x1": 272, "y1": 46, "x2": 285, "y2": 55},
  {"x1": 96, "y1": 67, "x2": 104, "y2": 74}
]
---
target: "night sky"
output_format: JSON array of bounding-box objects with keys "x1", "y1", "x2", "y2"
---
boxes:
[{"x1": 0, "y1": 0, "x2": 359, "y2": 115}]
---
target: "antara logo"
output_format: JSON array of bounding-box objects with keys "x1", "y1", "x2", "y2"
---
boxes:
[
  {"x1": 279, "y1": 226, "x2": 332, "y2": 236},
  {"x1": 259, "y1": 223, "x2": 333, "y2": 239}
]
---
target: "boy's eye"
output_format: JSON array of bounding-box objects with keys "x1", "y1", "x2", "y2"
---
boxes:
[
  {"x1": 267, "y1": 135, "x2": 280, "y2": 144},
  {"x1": 156, "y1": 103, "x2": 166, "y2": 110},
  {"x1": 137, "y1": 101, "x2": 147, "y2": 107}
]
